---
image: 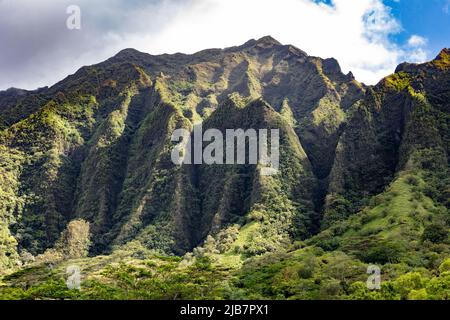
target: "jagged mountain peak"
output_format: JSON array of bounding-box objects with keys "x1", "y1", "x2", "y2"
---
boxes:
[
  {"x1": 394, "y1": 61, "x2": 418, "y2": 73},
  {"x1": 436, "y1": 48, "x2": 450, "y2": 59},
  {"x1": 239, "y1": 35, "x2": 281, "y2": 48},
  {"x1": 114, "y1": 48, "x2": 149, "y2": 59},
  {"x1": 113, "y1": 36, "x2": 283, "y2": 62},
  {"x1": 254, "y1": 35, "x2": 282, "y2": 46},
  {"x1": 433, "y1": 48, "x2": 450, "y2": 69},
  {"x1": 258, "y1": 35, "x2": 280, "y2": 42},
  {"x1": 111, "y1": 37, "x2": 308, "y2": 67},
  {"x1": 395, "y1": 47, "x2": 450, "y2": 73}
]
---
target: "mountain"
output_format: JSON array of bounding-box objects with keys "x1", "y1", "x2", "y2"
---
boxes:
[{"x1": 0, "y1": 37, "x2": 448, "y2": 300}]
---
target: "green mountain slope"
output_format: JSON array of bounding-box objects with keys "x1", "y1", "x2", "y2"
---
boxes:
[{"x1": 0, "y1": 38, "x2": 448, "y2": 300}]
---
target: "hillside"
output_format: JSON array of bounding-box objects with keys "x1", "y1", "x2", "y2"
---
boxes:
[{"x1": 0, "y1": 37, "x2": 448, "y2": 300}]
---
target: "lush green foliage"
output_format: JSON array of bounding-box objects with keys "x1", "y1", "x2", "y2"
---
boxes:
[{"x1": 0, "y1": 39, "x2": 449, "y2": 300}]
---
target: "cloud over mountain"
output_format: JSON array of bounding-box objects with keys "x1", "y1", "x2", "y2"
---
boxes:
[{"x1": 0, "y1": 0, "x2": 430, "y2": 89}]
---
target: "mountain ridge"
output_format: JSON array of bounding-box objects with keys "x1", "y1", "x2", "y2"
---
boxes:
[{"x1": 0, "y1": 37, "x2": 448, "y2": 300}]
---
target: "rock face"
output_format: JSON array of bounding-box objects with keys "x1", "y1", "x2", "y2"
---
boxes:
[
  {"x1": 324, "y1": 49, "x2": 450, "y2": 226},
  {"x1": 0, "y1": 37, "x2": 448, "y2": 271}
]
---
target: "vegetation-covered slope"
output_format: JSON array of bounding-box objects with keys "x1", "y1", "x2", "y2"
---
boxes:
[{"x1": 0, "y1": 38, "x2": 448, "y2": 300}]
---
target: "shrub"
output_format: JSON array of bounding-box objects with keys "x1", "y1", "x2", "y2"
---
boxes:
[
  {"x1": 215, "y1": 225, "x2": 240, "y2": 253},
  {"x1": 56, "y1": 219, "x2": 91, "y2": 259},
  {"x1": 319, "y1": 279, "x2": 342, "y2": 299},
  {"x1": 323, "y1": 196, "x2": 353, "y2": 227},
  {"x1": 35, "y1": 248, "x2": 64, "y2": 265},
  {"x1": 360, "y1": 240, "x2": 405, "y2": 264},
  {"x1": 439, "y1": 258, "x2": 450, "y2": 274},
  {"x1": 202, "y1": 235, "x2": 219, "y2": 254},
  {"x1": 422, "y1": 222, "x2": 448, "y2": 244},
  {"x1": 408, "y1": 288, "x2": 428, "y2": 300},
  {"x1": 34, "y1": 220, "x2": 91, "y2": 264},
  {"x1": 248, "y1": 211, "x2": 265, "y2": 222},
  {"x1": 393, "y1": 272, "x2": 427, "y2": 299},
  {"x1": 19, "y1": 250, "x2": 35, "y2": 266},
  {"x1": 405, "y1": 175, "x2": 420, "y2": 186}
]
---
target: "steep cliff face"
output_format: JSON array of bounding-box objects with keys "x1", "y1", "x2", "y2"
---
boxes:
[
  {"x1": 324, "y1": 49, "x2": 450, "y2": 226},
  {"x1": 0, "y1": 37, "x2": 448, "y2": 273},
  {"x1": 110, "y1": 36, "x2": 365, "y2": 179},
  {"x1": 193, "y1": 96, "x2": 318, "y2": 252},
  {"x1": 0, "y1": 61, "x2": 154, "y2": 265}
]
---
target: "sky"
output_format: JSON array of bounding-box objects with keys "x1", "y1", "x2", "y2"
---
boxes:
[{"x1": 0, "y1": 0, "x2": 449, "y2": 90}]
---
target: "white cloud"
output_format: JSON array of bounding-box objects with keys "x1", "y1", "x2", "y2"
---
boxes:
[
  {"x1": 408, "y1": 35, "x2": 428, "y2": 47},
  {"x1": 404, "y1": 35, "x2": 428, "y2": 64},
  {"x1": 129, "y1": 0, "x2": 411, "y2": 84},
  {"x1": 444, "y1": 0, "x2": 450, "y2": 14},
  {"x1": 0, "y1": 0, "x2": 431, "y2": 89}
]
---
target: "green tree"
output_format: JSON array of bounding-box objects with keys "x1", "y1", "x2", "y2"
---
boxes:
[{"x1": 422, "y1": 222, "x2": 448, "y2": 244}]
